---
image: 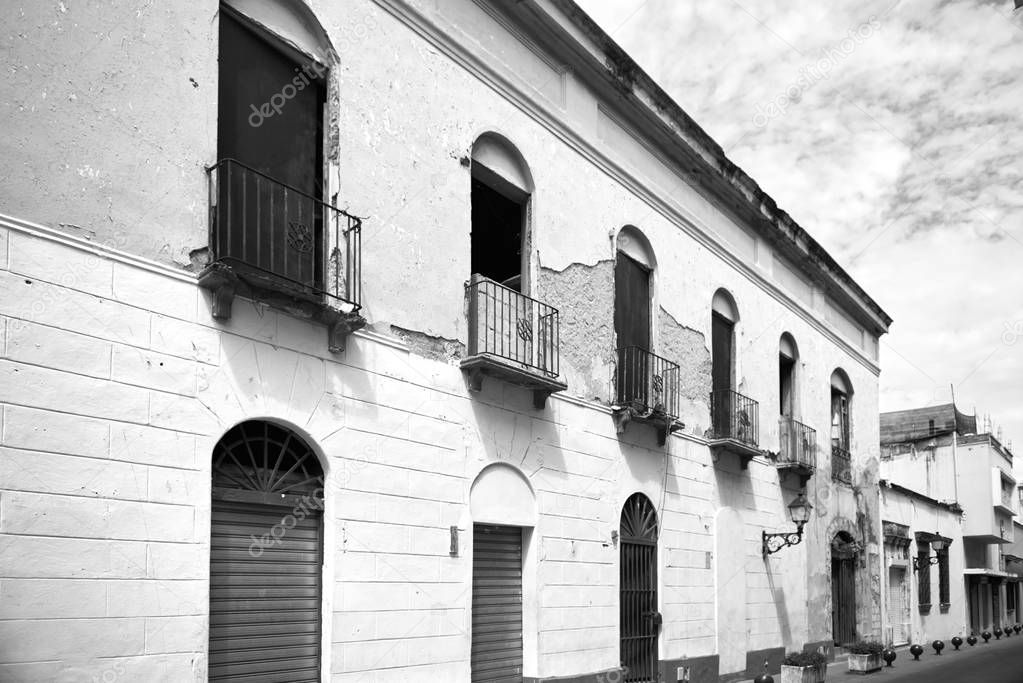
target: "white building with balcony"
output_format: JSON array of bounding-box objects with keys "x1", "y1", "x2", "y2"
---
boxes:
[{"x1": 0, "y1": 1, "x2": 891, "y2": 681}]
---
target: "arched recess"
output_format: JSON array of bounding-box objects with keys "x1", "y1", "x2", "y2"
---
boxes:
[
  {"x1": 469, "y1": 464, "x2": 537, "y2": 682},
  {"x1": 208, "y1": 420, "x2": 327, "y2": 681},
  {"x1": 830, "y1": 368, "x2": 854, "y2": 483},
  {"x1": 831, "y1": 530, "x2": 860, "y2": 645},
  {"x1": 470, "y1": 133, "x2": 534, "y2": 293},
  {"x1": 223, "y1": 0, "x2": 338, "y2": 64},
  {"x1": 619, "y1": 493, "x2": 659, "y2": 682},
  {"x1": 779, "y1": 333, "x2": 799, "y2": 418},
  {"x1": 469, "y1": 462, "x2": 537, "y2": 526}
]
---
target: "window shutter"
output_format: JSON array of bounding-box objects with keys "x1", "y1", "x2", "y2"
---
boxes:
[
  {"x1": 918, "y1": 547, "x2": 931, "y2": 610},
  {"x1": 938, "y1": 549, "x2": 950, "y2": 606}
]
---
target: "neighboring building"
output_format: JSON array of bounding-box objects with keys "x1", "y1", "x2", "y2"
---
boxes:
[
  {"x1": 880, "y1": 404, "x2": 1018, "y2": 640},
  {"x1": 0, "y1": 1, "x2": 891, "y2": 681},
  {"x1": 877, "y1": 482, "x2": 965, "y2": 646},
  {"x1": 1006, "y1": 520, "x2": 1023, "y2": 626}
]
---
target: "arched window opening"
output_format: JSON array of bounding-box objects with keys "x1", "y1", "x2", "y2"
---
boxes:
[
  {"x1": 470, "y1": 133, "x2": 532, "y2": 292},
  {"x1": 213, "y1": 2, "x2": 332, "y2": 295},
  {"x1": 710, "y1": 288, "x2": 761, "y2": 449},
  {"x1": 777, "y1": 333, "x2": 814, "y2": 473},
  {"x1": 779, "y1": 333, "x2": 798, "y2": 418},
  {"x1": 611, "y1": 228, "x2": 679, "y2": 434},
  {"x1": 619, "y1": 493, "x2": 659, "y2": 681},
  {"x1": 209, "y1": 421, "x2": 325, "y2": 681},
  {"x1": 831, "y1": 369, "x2": 853, "y2": 484},
  {"x1": 711, "y1": 289, "x2": 738, "y2": 398},
  {"x1": 614, "y1": 227, "x2": 654, "y2": 354}
]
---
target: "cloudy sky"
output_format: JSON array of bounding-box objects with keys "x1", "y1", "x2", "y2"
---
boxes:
[{"x1": 576, "y1": 0, "x2": 1023, "y2": 452}]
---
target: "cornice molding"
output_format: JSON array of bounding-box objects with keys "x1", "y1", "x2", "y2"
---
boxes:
[{"x1": 367, "y1": 0, "x2": 881, "y2": 376}]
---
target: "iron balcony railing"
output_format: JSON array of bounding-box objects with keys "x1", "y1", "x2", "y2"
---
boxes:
[
  {"x1": 832, "y1": 444, "x2": 852, "y2": 483},
  {"x1": 465, "y1": 276, "x2": 560, "y2": 378},
  {"x1": 778, "y1": 416, "x2": 816, "y2": 470},
  {"x1": 709, "y1": 389, "x2": 759, "y2": 447},
  {"x1": 615, "y1": 346, "x2": 680, "y2": 421},
  {"x1": 207, "y1": 158, "x2": 362, "y2": 309}
]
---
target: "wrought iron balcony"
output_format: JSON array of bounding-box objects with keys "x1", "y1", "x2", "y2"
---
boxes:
[
  {"x1": 777, "y1": 416, "x2": 817, "y2": 485},
  {"x1": 832, "y1": 444, "x2": 852, "y2": 484},
  {"x1": 462, "y1": 275, "x2": 566, "y2": 409},
  {"x1": 708, "y1": 389, "x2": 761, "y2": 467},
  {"x1": 198, "y1": 159, "x2": 365, "y2": 351},
  {"x1": 612, "y1": 346, "x2": 682, "y2": 446}
]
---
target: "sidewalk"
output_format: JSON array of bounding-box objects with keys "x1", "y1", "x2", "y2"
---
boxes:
[{"x1": 820, "y1": 634, "x2": 1023, "y2": 681}]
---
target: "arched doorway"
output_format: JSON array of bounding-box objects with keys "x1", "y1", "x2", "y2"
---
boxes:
[
  {"x1": 208, "y1": 421, "x2": 325, "y2": 682},
  {"x1": 831, "y1": 531, "x2": 859, "y2": 646},
  {"x1": 469, "y1": 464, "x2": 536, "y2": 683},
  {"x1": 620, "y1": 493, "x2": 659, "y2": 682}
]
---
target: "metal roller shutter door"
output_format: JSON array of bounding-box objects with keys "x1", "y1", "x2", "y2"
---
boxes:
[
  {"x1": 472, "y1": 524, "x2": 524, "y2": 683},
  {"x1": 209, "y1": 500, "x2": 323, "y2": 682}
]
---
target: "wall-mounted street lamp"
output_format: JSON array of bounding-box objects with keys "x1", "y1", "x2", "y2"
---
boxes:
[
  {"x1": 762, "y1": 493, "x2": 813, "y2": 556},
  {"x1": 912, "y1": 535, "x2": 949, "y2": 572}
]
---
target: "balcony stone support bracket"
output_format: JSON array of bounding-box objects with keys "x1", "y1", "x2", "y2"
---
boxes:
[
  {"x1": 707, "y1": 437, "x2": 762, "y2": 470},
  {"x1": 320, "y1": 309, "x2": 367, "y2": 354},
  {"x1": 767, "y1": 450, "x2": 815, "y2": 487},
  {"x1": 198, "y1": 261, "x2": 366, "y2": 353},
  {"x1": 461, "y1": 355, "x2": 567, "y2": 410},
  {"x1": 197, "y1": 262, "x2": 239, "y2": 319},
  {"x1": 613, "y1": 406, "x2": 684, "y2": 446}
]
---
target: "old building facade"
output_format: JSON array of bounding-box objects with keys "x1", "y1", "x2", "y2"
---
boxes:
[
  {"x1": 880, "y1": 404, "x2": 1019, "y2": 642},
  {"x1": 0, "y1": 1, "x2": 890, "y2": 681}
]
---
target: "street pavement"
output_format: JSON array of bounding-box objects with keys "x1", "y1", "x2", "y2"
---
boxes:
[{"x1": 818, "y1": 635, "x2": 1023, "y2": 682}]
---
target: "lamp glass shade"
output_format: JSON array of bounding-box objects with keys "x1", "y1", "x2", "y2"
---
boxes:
[
  {"x1": 931, "y1": 537, "x2": 949, "y2": 551},
  {"x1": 788, "y1": 493, "x2": 812, "y2": 525}
]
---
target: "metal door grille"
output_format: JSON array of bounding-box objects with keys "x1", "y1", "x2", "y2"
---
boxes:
[
  {"x1": 620, "y1": 494, "x2": 658, "y2": 683},
  {"x1": 472, "y1": 524, "x2": 524, "y2": 683}
]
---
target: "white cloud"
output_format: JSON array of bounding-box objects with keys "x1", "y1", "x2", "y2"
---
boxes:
[{"x1": 577, "y1": 0, "x2": 1023, "y2": 444}]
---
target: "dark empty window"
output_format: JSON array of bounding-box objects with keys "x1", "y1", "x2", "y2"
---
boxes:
[
  {"x1": 779, "y1": 353, "x2": 795, "y2": 417},
  {"x1": 471, "y1": 167, "x2": 526, "y2": 292},
  {"x1": 218, "y1": 11, "x2": 324, "y2": 196},
  {"x1": 216, "y1": 9, "x2": 326, "y2": 290},
  {"x1": 614, "y1": 252, "x2": 651, "y2": 351},
  {"x1": 711, "y1": 314, "x2": 734, "y2": 397},
  {"x1": 938, "y1": 548, "x2": 950, "y2": 607}
]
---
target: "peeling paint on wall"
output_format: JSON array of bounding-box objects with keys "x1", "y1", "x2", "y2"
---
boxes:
[
  {"x1": 389, "y1": 324, "x2": 464, "y2": 363},
  {"x1": 658, "y1": 306, "x2": 712, "y2": 429},
  {"x1": 538, "y1": 261, "x2": 615, "y2": 401}
]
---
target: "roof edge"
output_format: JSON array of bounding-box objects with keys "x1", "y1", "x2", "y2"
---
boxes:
[{"x1": 543, "y1": 0, "x2": 893, "y2": 332}]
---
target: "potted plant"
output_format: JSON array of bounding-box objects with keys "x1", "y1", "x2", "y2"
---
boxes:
[
  {"x1": 846, "y1": 640, "x2": 884, "y2": 674},
  {"x1": 780, "y1": 650, "x2": 828, "y2": 683}
]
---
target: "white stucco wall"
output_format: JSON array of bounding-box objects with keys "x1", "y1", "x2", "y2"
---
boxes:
[{"x1": 0, "y1": 0, "x2": 889, "y2": 680}]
